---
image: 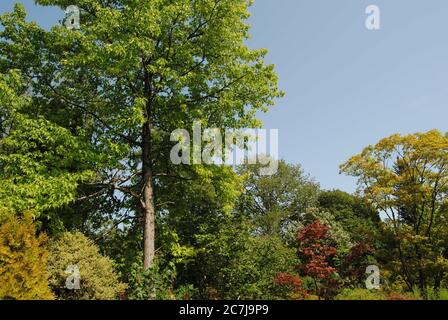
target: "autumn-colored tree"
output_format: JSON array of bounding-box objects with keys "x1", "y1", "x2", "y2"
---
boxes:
[
  {"x1": 341, "y1": 130, "x2": 448, "y2": 297},
  {"x1": 274, "y1": 272, "x2": 305, "y2": 299},
  {"x1": 297, "y1": 220, "x2": 338, "y2": 299},
  {"x1": 0, "y1": 213, "x2": 54, "y2": 300}
]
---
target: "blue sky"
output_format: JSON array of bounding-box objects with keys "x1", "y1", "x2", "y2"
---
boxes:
[{"x1": 2, "y1": 0, "x2": 448, "y2": 192}]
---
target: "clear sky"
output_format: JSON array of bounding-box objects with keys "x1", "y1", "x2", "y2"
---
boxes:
[{"x1": 2, "y1": 0, "x2": 448, "y2": 192}]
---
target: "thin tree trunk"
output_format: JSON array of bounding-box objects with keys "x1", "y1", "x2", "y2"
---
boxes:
[
  {"x1": 142, "y1": 62, "x2": 156, "y2": 271},
  {"x1": 142, "y1": 123, "x2": 155, "y2": 270},
  {"x1": 142, "y1": 185, "x2": 155, "y2": 271}
]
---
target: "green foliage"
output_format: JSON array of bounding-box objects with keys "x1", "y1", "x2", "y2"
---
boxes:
[
  {"x1": 0, "y1": 70, "x2": 94, "y2": 215},
  {"x1": 47, "y1": 232, "x2": 126, "y2": 300},
  {"x1": 318, "y1": 190, "x2": 380, "y2": 244},
  {"x1": 335, "y1": 288, "x2": 420, "y2": 301},
  {"x1": 335, "y1": 288, "x2": 385, "y2": 300},
  {"x1": 189, "y1": 215, "x2": 298, "y2": 299},
  {"x1": 127, "y1": 258, "x2": 197, "y2": 300},
  {"x1": 1, "y1": 0, "x2": 283, "y2": 272},
  {"x1": 238, "y1": 160, "x2": 320, "y2": 242},
  {"x1": 127, "y1": 259, "x2": 176, "y2": 300},
  {"x1": 412, "y1": 287, "x2": 448, "y2": 300},
  {"x1": 221, "y1": 235, "x2": 299, "y2": 300},
  {"x1": 0, "y1": 213, "x2": 54, "y2": 300}
]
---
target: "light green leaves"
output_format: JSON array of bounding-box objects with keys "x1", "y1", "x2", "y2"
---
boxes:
[{"x1": 0, "y1": 71, "x2": 95, "y2": 213}]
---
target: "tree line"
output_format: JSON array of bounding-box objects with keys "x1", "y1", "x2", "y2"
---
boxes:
[{"x1": 0, "y1": 1, "x2": 447, "y2": 300}]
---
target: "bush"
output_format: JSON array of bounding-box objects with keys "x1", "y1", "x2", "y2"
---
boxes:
[
  {"x1": 335, "y1": 288, "x2": 420, "y2": 300},
  {"x1": 437, "y1": 289, "x2": 448, "y2": 300},
  {"x1": 127, "y1": 259, "x2": 176, "y2": 300},
  {"x1": 412, "y1": 287, "x2": 448, "y2": 300},
  {"x1": 217, "y1": 235, "x2": 299, "y2": 300},
  {"x1": 273, "y1": 272, "x2": 306, "y2": 300},
  {"x1": 0, "y1": 213, "x2": 54, "y2": 300},
  {"x1": 47, "y1": 232, "x2": 126, "y2": 300},
  {"x1": 335, "y1": 288, "x2": 384, "y2": 300},
  {"x1": 127, "y1": 257, "x2": 198, "y2": 300}
]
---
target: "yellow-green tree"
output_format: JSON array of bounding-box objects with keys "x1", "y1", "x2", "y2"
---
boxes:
[
  {"x1": 341, "y1": 130, "x2": 448, "y2": 296},
  {"x1": 0, "y1": 212, "x2": 54, "y2": 300}
]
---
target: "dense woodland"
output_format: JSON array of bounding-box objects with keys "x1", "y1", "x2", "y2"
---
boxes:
[{"x1": 1, "y1": 1, "x2": 448, "y2": 300}]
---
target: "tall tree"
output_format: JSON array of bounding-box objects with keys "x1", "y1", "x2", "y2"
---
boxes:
[
  {"x1": 341, "y1": 130, "x2": 448, "y2": 295},
  {"x1": 1, "y1": 1, "x2": 282, "y2": 269},
  {"x1": 237, "y1": 160, "x2": 320, "y2": 240}
]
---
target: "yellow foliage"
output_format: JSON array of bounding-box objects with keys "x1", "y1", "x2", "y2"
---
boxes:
[
  {"x1": 341, "y1": 130, "x2": 448, "y2": 293},
  {"x1": 340, "y1": 130, "x2": 448, "y2": 221},
  {"x1": 0, "y1": 213, "x2": 54, "y2": 300}
]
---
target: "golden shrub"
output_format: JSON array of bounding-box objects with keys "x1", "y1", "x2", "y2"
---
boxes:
[{"x1": 0, "y1": 213, "x2": 54, "y2": 300}]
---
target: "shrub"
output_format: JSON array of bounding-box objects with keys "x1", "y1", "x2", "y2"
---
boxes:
[
  {"x1": 0, "y1": 213, "x2": 53, "y2": 300},
  {"x1": 274, "y1": 272, "x2": 305, "y2": 299},
  {"x1": 412, "y1": 287, "x2": 448, "y2": 300},
  {"x1": 335, "y1": 288, "x2": 420, "y2": 300},
  {"x1": 297, "y1": 220, "x2": 340, "y2": 299},
  {"x1": 218, "y1": 235, "x2": 299, "y2": 300},
  {"x1": 47, "y1": 232, "x2": 126, "y2": 300},
  {"x1": 127, "y1": 259, "x2": 177, "y2": 300},
  {"x1": 386, "y1": 292, "x2": 419, "y2": 300},
  {"x1": 335, "y1": 288, "x2": 384, "y2": 300}
]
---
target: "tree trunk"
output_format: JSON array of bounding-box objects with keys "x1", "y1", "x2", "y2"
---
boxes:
[
  {"x1": 142, "y1": 191, "x2": 155, "y2": 270},
  {"x1": 142, "y1": 120, "x2": 155, "y2": 271},
  {"x1": 142, "y1": 64, "x2": 155, "y2": 271}
]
